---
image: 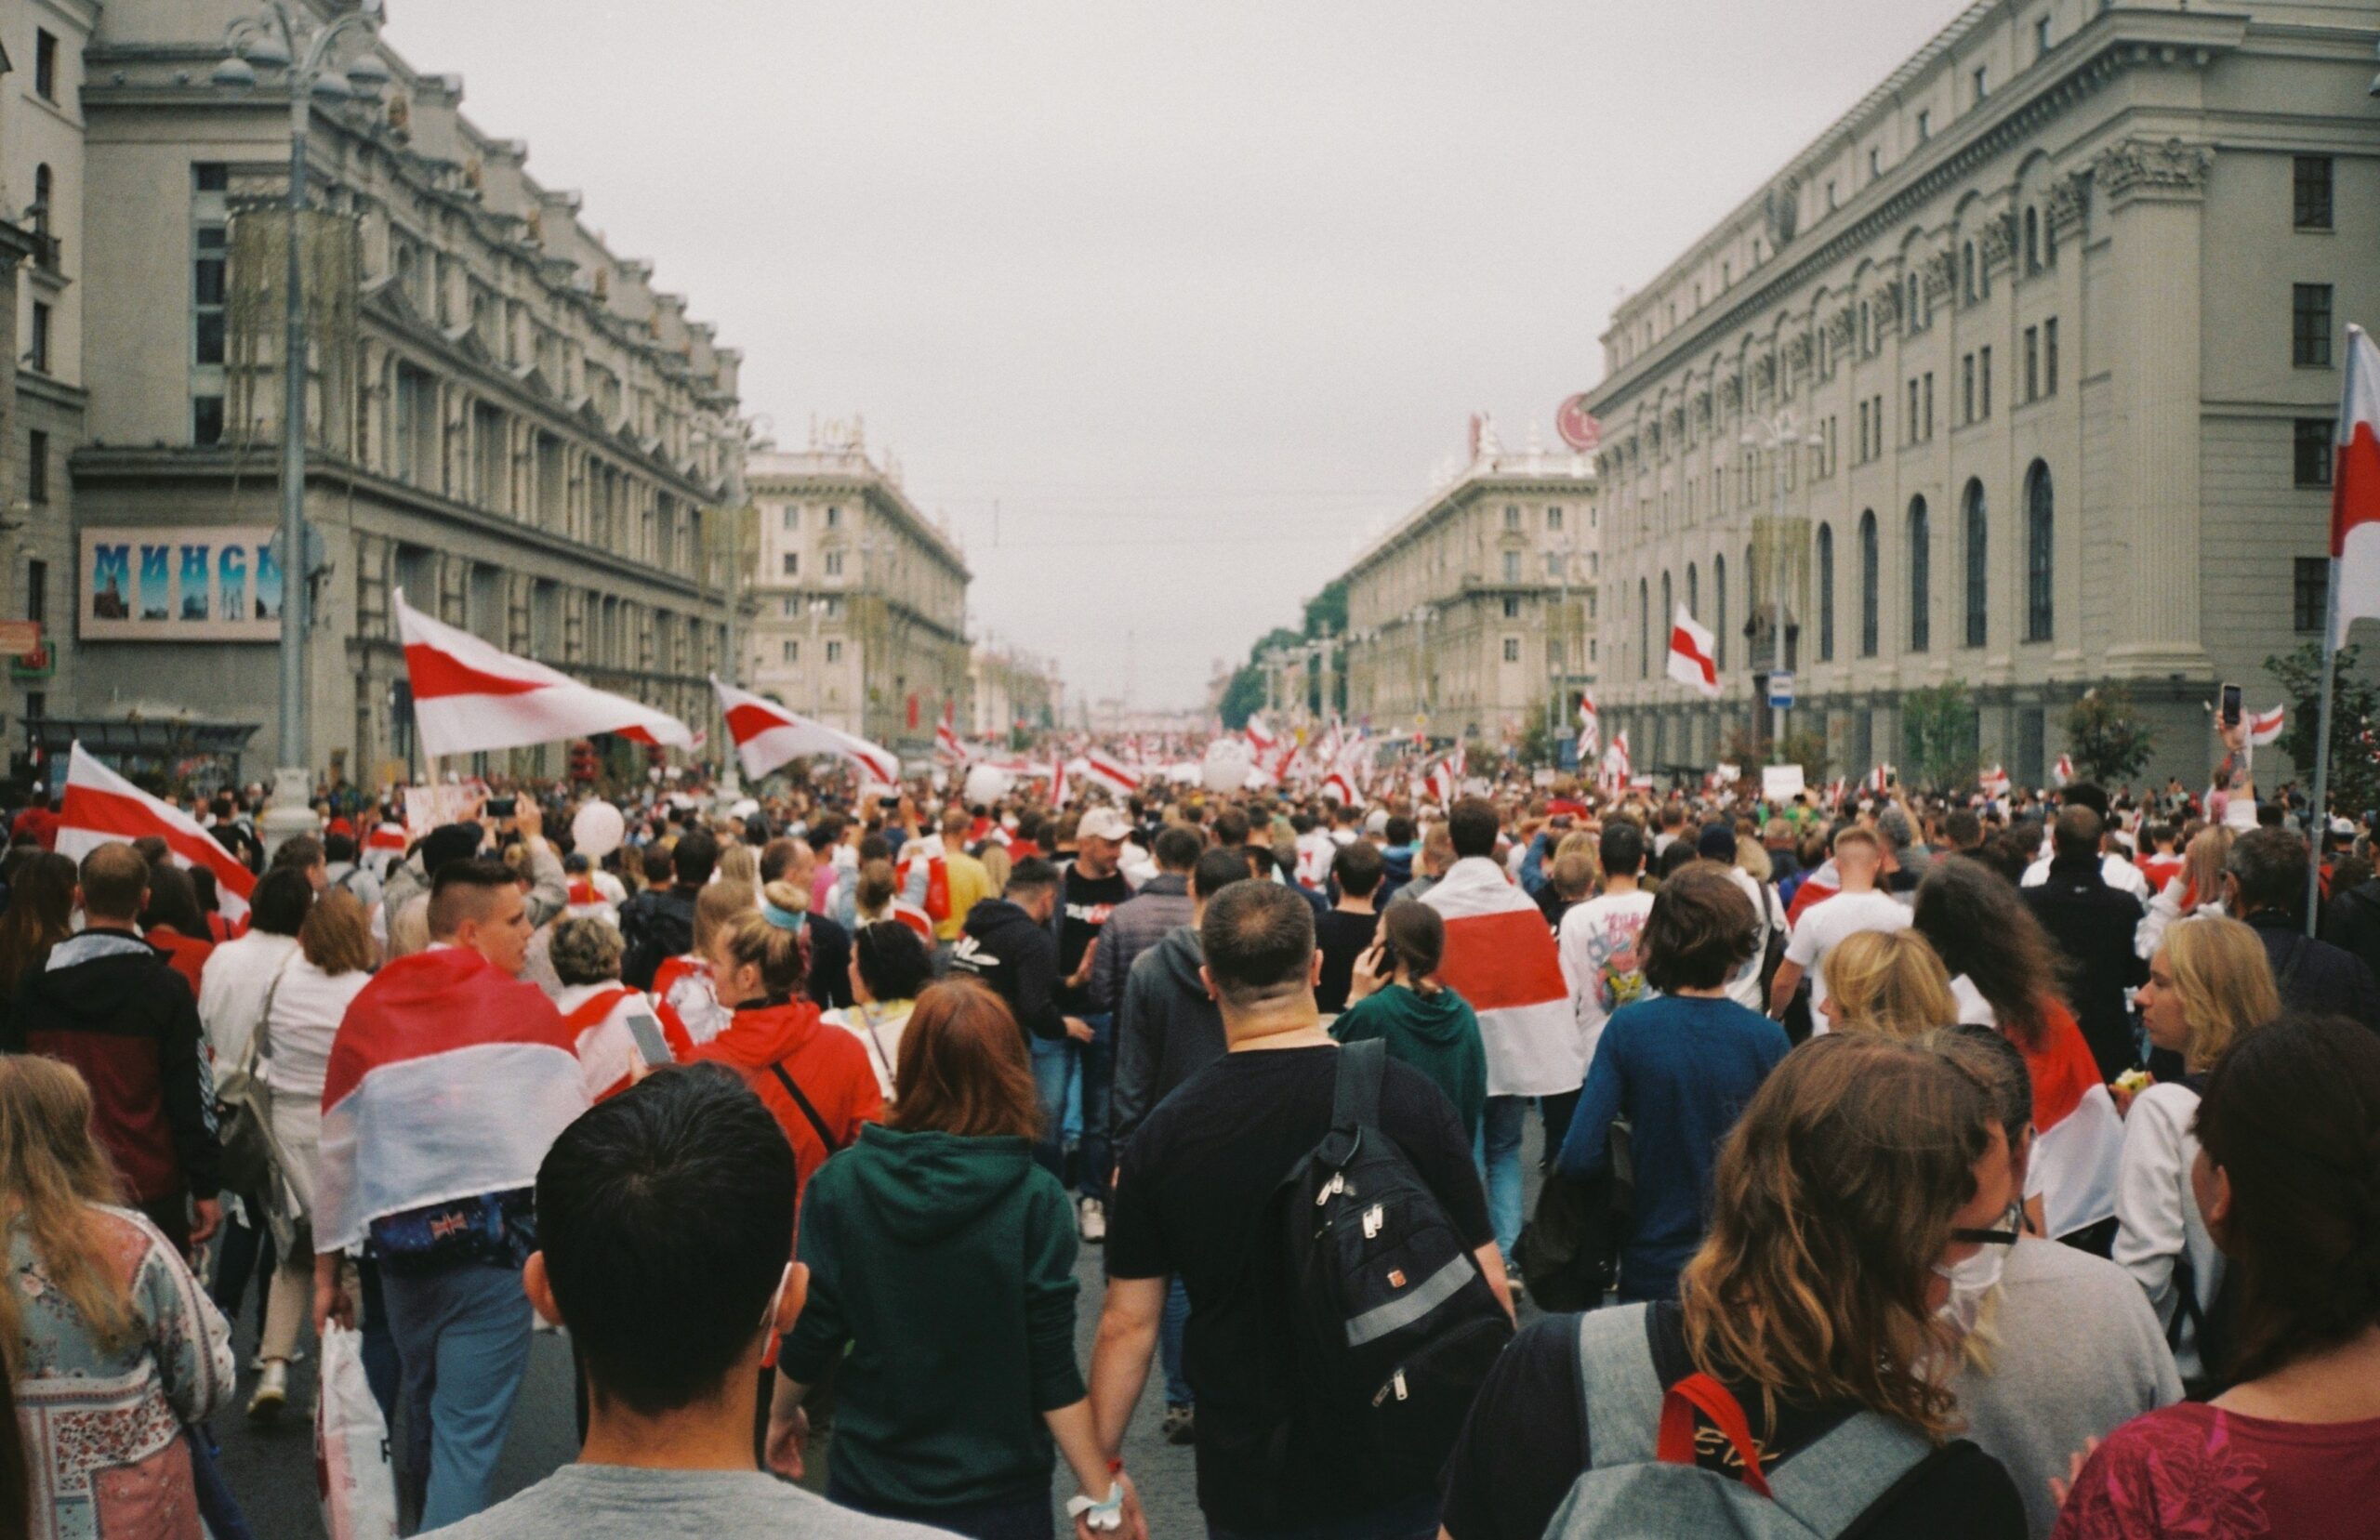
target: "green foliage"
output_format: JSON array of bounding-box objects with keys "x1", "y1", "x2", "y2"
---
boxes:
[
  {"x1": 1717, "y1": 725, "x2": 1831, "y2": 785},
  {"x1": 1514, "y1": 719, "x2": 1557, "y2": 770},
  {"x1": 2267, "y1": 641, "x2": 2380, "y2": 817},
  {"x1": 2063, "y1": 685, "x2": 2156, "y2": 787},
  {"x1": 1302, "y1": 579, "x2": 1348, "y2": 641},
  {"x1": 1900, "y1": 682, "x2": 1980, "y2": 793},
  {"x1": 1218, "y1": 665, "x2": 1266, "y2": 731}
]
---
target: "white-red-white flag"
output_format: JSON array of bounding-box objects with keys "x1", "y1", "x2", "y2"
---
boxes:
[
  {"x1": 1322, "y1": 769, "x2": 1364, "y2": 809},
  {"x1": 1244, "y1": 713, "x2": 1278, "y2": 756},
  {"x1": 1084, "y1": 749, "x2": 1140, "y2": 796},
  {"x1": 1979, "y1": 765, "x2": 2011, "y2": 799},
  {"x1": 711, "y1": 678, "x2": 899, "y2": 785},
  {"x1": 1600, "y1": 730, "x2": 1631, "y2": 788},
  {"x1": 1049, "y1": 748, "x2": 1072, "y2": 807},
  {"x1": 1867, "y1": 762, "x2": 1896, "y2": 796},
  {"x1": 2248, "y1": 704, "x2": 2286, "y2": 746},
  {"x1": 397, "y1": 588, "x2": 693, "y2": 759},
  {"x1": 57, "y1": 744, "x2": 258, "y2": 923},
  {"x1": 935, "y1": 701, "x2": 967, "y2": 763},
  {"x1": 1667, "y1": 606, "x2": 1721, "y2": 698},
  {"x1": 2331, "y1": 324, "x2": 2380, "y2": 645},
  {"x1": 2053, "y1": 753, "x2": 2075, "y2": 788},
  {"x1": 1423, "y1": 758, "x2": 1455, "y2": 806},
  {"x1": 1575, "y1": 692, "x2": 1599, "y2": 758}
]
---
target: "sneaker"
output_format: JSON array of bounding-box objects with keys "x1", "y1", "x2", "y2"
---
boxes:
[
  {"x1": 1078, "y1": 1196, "x2": 1106, "y2": 1244},
  {"x1": 1160, "y1": 1403, "x2": 1195, "y2": 1445},
  {"x1": 245, "y1": 1359, "x2": 288, "y2": 1425}
]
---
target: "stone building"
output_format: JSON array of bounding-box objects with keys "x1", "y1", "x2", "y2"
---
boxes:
[
  {"x1": 1587, "y1": 0, "x2": 2380, "y2": 788},
  {"x1": 1339, "y1": 430, "x2": 1599, "y2": 746},
  {"x1": 970, "y1": 642, "x2": 1059, "y2": 743},
  {"x1": 57, "y1": 0, "x2": 744, "y2": 785},
  {"x1": 746, "y1": 423, "x2": 970, "y2": 757}
]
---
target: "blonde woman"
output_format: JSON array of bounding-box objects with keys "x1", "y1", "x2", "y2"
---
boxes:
[
  {"x1": 653, "y1": 879, "x2": 756, "y2": 1046},
  {"x1": 2134, "y1": 825, "x2": 2232, "y2": 961},
  {"x1": 718, "y1": 843, "x2": 762, "y2": 890},
  {"x1": 2113, "y1": 914, "x2": 2281, "y2": 1390},
  {"x1": 1820, "y1": 929, "x2": 1961, "y2": 1039},
  {"x1": 2, "y1": 1057, "x2": 234, "y2": 1539}
]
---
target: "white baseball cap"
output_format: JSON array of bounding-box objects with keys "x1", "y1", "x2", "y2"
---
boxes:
[{"x1": 1078, "y1": 808, "x2": 1134, "y2": 843}]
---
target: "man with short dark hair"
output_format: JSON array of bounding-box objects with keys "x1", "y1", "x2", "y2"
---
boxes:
[
  {"x1": 1053, "y1": 807, "x2": 1137, "y2": 1240},
  {"x1": 1315, "y1": 840, "x2": 1383, "y2": 1014},
  {"x1": 1090, "y1": 823, "x2": 1202, "y2": 1021},
  {"x1": 440, "y1": 1064, "x2": 934, "y2": 1539},
  {"x1": 1092, "y1": 881, "x2": 1503, "y2": 1535},
  {"x1": 2227, "y1": 827, "x2": 2380, "y2": 1021},
  {"x1": 2023, "y1": 807, "x2": 2149, "y2": 1078},
  {"x1": 622, "y1": 829, "x2": 715, "y2": 988},
  {"x1": 314, "y1": 856, "x2": 587, "y2": 1530},
  {"x1": 1421, "y1": 797, "x2": 1576, "y2": 1272},
  {"x1": 7, "y1": 841, "x2": 220, "y2": 1254}
]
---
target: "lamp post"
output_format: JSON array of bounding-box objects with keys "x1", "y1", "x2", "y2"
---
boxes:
[
  {"x1": 692, "y1": 409, "x2": 766, "y2": 809},
  {"x1": 214, "y1": 1, "x2": 388, "y2": 852},
  {"x1": 1737, "y1": 410, "x2": 1824, "y2": 754}
]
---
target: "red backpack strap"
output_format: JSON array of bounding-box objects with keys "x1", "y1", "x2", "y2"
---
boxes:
[{"x1": 1656, "y1": 1372, "x2": 1773, "y2": 1499}]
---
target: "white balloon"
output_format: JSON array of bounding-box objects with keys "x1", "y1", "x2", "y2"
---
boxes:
[
  {"x1": 1202, "y1": 738, "x2": 1253, "y2": 795},
  {"x1": 963, "y1": 763, "x2": 1014, "y2": 806},
  {"x1": 571, "y1": 799, "x2": 626, "y2": 859}
]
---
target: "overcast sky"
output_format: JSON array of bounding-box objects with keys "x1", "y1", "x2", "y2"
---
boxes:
[{"x1": 382, "y1": 0, "x2": 1961, "y2": 712}]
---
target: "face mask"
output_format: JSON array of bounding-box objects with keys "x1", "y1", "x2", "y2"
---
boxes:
[{"x1": 1933, "y1": 1207, "x2": 2018, "y2": 1339}]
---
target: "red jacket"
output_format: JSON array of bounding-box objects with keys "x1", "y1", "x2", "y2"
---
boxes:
[
  {"x1": 690, "y1": 997, "x2": 881, "y2": 1218},
  {"x1": 145, "y1": 925, "x2": 214, "y2": 999}
]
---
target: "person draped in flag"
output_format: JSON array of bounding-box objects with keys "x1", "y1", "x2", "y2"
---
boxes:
[
  {"x1": 548, "y1": 915, "x2": 694, "y2": 1106},
  {"x1": 1420, "y1": 798, "x2": 1581, "y2": 1271},
  {"x1": 311, "y1": 858, "x2": 593, "y2": 1531}
]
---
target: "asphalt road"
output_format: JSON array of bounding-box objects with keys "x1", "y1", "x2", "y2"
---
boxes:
[{"x1": 210, "y1": 1120, "x2": 1550, "y2": 1536}]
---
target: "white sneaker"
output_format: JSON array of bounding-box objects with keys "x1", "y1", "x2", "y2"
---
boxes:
[
  {"x1": 1078, "y1": 1196, "x2": 1106, "y2": 1244},
  {"x1": 246, "y1": 1359, "x2": 288, "y2": 1424}
]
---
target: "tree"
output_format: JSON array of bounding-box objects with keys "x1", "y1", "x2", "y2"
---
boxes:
[
  {"x1": 1302, "y1": 579, "x2": 1348, "y2": 642},
  {"x1": 1900, "y1": 681, "x2": 1980, "y2": 794},
  {"x1": 1717, "y1": 725, "x2": 1831, "y2": 786},
  {"x1": 1514, "y1": 719, "x2": 1558, "y2": 771},
  {"x1": 1218, "y1": 665, "x2": 1266, "y2": 731},
  {"x1": 2064, "y1": 685, "x2": 2156, "y2": 787},
  {"x1": 2267, "y1": 641, "x2": 2380, "y2": 818}
]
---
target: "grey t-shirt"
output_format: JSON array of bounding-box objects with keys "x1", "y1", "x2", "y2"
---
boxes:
[
  {"x1": 436, "y1": 1465, "x2": 951, "y2": 1539},
  {"x1": 1949, "y1": 1235, "x2": 2184, "y2": 1540}
]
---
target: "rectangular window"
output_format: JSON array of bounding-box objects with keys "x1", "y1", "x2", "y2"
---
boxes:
[
  {"x1": 781, "y1": 506, "x2": 798, "y2": 530},
  {"x1": 1547, "y1": 506, "x2": 1563, "y2": 531},
  {"x1": 1503, "y1": 504, "x2": 1522, "y2": 532},
  {"x1": 1924, "y1": 373, "x2": 1935, "y2": 439},
  {"x1": 2294, "y1": 156, "x2": 2334, "y2": 231},
  {"x1": 1501, "y1": 596, "x2": 1520, "y2": 619},
  {"x1": 26, "y1": 559, "x2": 46, "y2": 626},
  {"x1": 1917, "y1": 109, "x2": 1931, "y2": 141},
  {"x1": 826, "y1": 640, "x2": 843, "y2": 663},
  {"x1": 1545, "y1": 552, "x2": 1564, "y2": 580},
  {"x1": 1858, "y1": 401, "x2": 1870, "y2": 460},
  {"x1": 2025, "y1": 327, "x2": 2040, "y2": 402},
  {"x1": 28, "y1": 303, "x2": 50, "y2": 375},
  {"x1": 2297, "y1": 418, "x2": 2335, "y2": 488},
  {"x1": 2294, "y1": 283, "x2": 2334, "y2": 366},
  {"x1": 781, "y1": 552, "x2": 800, "y2": 577},
  {"x1": 1908, "y1": 379, "x2": 1919, "y2": 443},
  {"x1": 2036, "y1": 14, "x2": 2053, "y2": 55},
  {"x1": 826, "y1": 506, "x2": 842, "y2": 528},
  {"x1": 26, "y1": 430, "x2": 46, "y2": 505},
  {"x1": 34, "y1": 30, "x2": 57, "y2": 101},
  {"x1": 1502, "y1": 550, "x2": 1522, "y2": 583},
  {"x1": 1979, "y1": 347, "x2": 1992, "y2": 417},
  {"x1": 825, "y1": 550, "x2": 844, "y2": 577},
  {"x1": 2044, "y1": 318, "x2": 2059, "y2": 395},
  {"x1": 782, "y1": 639, "x2": 800, "y2": 664},
  {"x1": 2296, "y1": 558, "x2": 2330, "y2": 633},
  {"x1": 192, "y1": 396, "x2": 224, "y2": 445},
  {"x1": 1502, "y1": 638, "x2": 1521, "y2": 663},
  {"x1": 1963, "y1": 353, "x2": 1976, "y2": 422},
  {"x1": 1972, "y1": 65, "x2": 1988, "y2": 102}
]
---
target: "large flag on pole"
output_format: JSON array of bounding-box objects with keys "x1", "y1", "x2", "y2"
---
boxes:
[
  {"x1": 397, "y1": 588, "x2": 692, "y2": 758},
  {"x1": 711, "y1": 678, "x2": 899, "y2": 784},
  {"x1": 2330, "y1": 324, "x2": 2380, "y2": 645},
  {"x1": 57, "y1": 744, "x2": 258, "y2": 923},
  {"x1": 1667, "y1": 606, "x2": 1721, "y2": 698}
]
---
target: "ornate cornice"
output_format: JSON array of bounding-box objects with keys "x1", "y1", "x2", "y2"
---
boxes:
[{"x1": 2094, "y1": 136, "x2": 2215, "y2": 207}]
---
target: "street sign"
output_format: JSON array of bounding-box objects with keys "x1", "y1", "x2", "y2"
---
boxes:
[{"x1": 1767, "y1": 671, "x2": 1795, "y2": 710}]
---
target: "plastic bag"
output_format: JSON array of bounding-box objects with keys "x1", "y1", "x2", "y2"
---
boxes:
[{"x1": 315, "y1": 1323, "x2": 400, "y2": 1540}]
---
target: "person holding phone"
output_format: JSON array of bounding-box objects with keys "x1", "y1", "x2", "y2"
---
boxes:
[
  {"x1": 1330, "y1": 901, "x2": 1487, "y2": 1142},
  {"x1": 549, "y1": 916, "x2": 691, "y2": 1104}
]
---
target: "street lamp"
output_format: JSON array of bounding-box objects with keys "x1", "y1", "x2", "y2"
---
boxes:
[
  {"x1": 691, "y1": 409, "x2": 768, "y2": 808},
  {"x1": 215, "y1": 0, "x2": 386, "y2": 852},
  {"x1": 1737, "y1": 409, "x2": 1824, "y2": 752}
]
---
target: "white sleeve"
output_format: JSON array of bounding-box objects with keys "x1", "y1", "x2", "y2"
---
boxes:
[
  {"x1": 2136, "y1": 875, "x2": 2184, "y2": 960},
  {"x1": 1784, "y1": 907, "x2": 1824, "y2": 967},
  {"x1": 2110, "y1": 1088, "x2": 2193, "y2": 1333}
]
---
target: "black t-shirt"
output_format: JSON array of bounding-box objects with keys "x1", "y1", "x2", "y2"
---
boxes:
[
  {"x1": 1313, "y1": 908, "x2": 1381, "y2": 1014},
  {"x1": 1106, "y1": 1045, "x2": 1493, "y2": 1530},
  {"x1": 1439, "y1": 1310, "x2": 2025, "y2": 1540},
  {"x1": 1058, "y1": 865, "x2": 1132, "y2": 1014}
]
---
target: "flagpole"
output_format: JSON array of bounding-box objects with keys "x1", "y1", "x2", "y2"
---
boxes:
[{"x1": 2307, "y1": 553, "x2": 2343, "y2": 936}]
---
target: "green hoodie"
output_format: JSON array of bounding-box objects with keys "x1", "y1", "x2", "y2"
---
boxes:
[
  {"x1": 783, "y1": 1122, "x2": 1083, "y2": 1511},
  {"x1": 1329, "y1": 982, "x2": 1488, "y2": 1140}
]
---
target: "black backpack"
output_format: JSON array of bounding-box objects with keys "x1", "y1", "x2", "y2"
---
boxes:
[{"x1": 1257, "y1": 1039, "x2": 1514, "y2": 1484}]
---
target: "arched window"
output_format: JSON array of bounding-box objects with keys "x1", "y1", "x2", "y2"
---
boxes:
[
  {"x1": 2026, "y1": 461, "x2": 2055, "y2": 641},
  {"x1": 2024, "y1": 206, "x2": 2040, "y2": 272},
  {"x1": 1817, "y1": 523, "x2": 1836, "y2": 663},
  {"x1": 1714, "y1": 554, "x2": 1728, "y2": 669},
  {"x1": 1858, "y1": 509, "x2": 1880, "y2": 657},
  {"x1": 1908, "y1": 496, "x2": 1930, "y2": 653},
  {"x1": 1638, "y1": 577, "x2": 1649, "y2": 678},
  {"x1": 1962, "y1": 479, "x2": 1988, "y2": 648}
]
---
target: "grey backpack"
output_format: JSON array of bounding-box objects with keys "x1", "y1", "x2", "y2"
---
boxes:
[{"x1": 1542, "y1": 1306, "x2": 1939, "y2": 1540}]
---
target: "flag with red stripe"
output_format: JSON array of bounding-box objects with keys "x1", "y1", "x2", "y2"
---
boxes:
[
  {"x1": 313, "y1": 948, "x2": 592, "y2": 1250},
  {"x1": 2332, "y1": 323, "x2": 2380, "y2": 644},
  {"x1": 712, "y1": 678, "x2": 899, "y2": 785},
  {"x1": 397, "y1": 588, "x2": 692, "y2": 758},
  {"x1": 2248, "y1": 704, "x2": 2286, "y2": 746},
  {"x1": 1420, "y1": 857, "x2": 1580, "y2": 1096},
  {"x1": 1667, "y1": 606, "x2": 1721, "y2": 698},
  {"x1": 57, "y1": 744, "x2": 256, "y2": 923},
  {"x1": 1085, "y1": 749, "x2": 1141, "y2": 796},
  {"x1": 2021, "y1": 1001, "x2": 2124, "y2": 1240}
]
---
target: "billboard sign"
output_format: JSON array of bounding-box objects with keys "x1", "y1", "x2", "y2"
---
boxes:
[{"x1": 81, "y1": 527, "x2": 282, "y2": 641}]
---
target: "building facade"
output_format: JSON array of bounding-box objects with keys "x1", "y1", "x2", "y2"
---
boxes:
[
  {"x1": 1588, "y1": 0, "x2": 2380, "y2": 789},
  {"x1": 747, "y1": 424, "x2": 970, "y2": 757},
  {"x1": 31, "y1": 0, "x2": 747, "y2": 787},
  {"x1": 971, "y1": 642, "x2": 1059, "y2": 742},
  {"x1": 1341, "y1": 438, "x2": 1599, "y2": 745}
]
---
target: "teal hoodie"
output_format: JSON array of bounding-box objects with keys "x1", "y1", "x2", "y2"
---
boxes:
[
  {"x1": 1329, "y1": 982, "x2": 1488, "y2": 1140},
  {"x1": 783, "y1": 1122, "x2": 1083, "y2": 1510}
]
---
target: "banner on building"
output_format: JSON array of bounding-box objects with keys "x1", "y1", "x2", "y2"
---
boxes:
[{"x1": 80, "y1": 526, "x2": 283, "y2": 641}]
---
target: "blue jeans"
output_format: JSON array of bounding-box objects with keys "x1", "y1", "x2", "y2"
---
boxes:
[
  {"x1": 1160, "y1": 1276, "x2": 1192, "y2": 1406},
  {"x1": 1076, "y1": 1014, "x2": 1114, "y2": 1203},
  {"x1": 382, "y1": 1260, "x2": 534, "y2": 1532},
  {"x1": 1477, "y1": 1095, "x2": 1527, "y2": 1265},
  {"x1": 1029, "y1": 1033, "x2": 1075, "y2": 1180}
]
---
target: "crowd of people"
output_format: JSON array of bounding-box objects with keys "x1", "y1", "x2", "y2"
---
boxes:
[{"x1": 0, "y1": 731, "x2": 2371, "y2": 1538}]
